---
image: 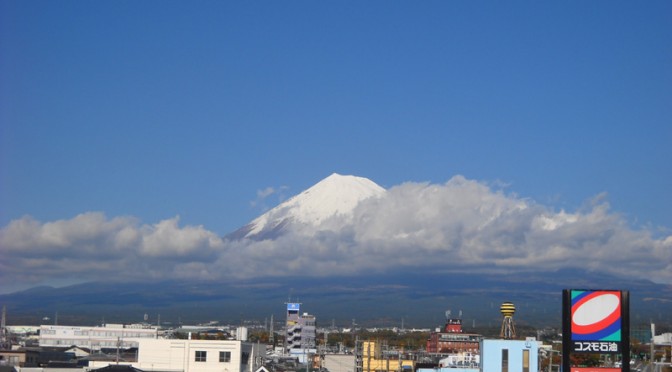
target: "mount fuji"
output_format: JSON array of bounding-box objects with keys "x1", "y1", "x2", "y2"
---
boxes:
[
  {"x1": 2, "y1": 172, "x2": 671, "y2": 327},
  {"x1": 228, "y1": 173, "x2": 386, "y2": 240}
]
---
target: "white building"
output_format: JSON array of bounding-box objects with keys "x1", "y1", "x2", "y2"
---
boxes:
[
  {"x1": 654, "y1": 332, "x2": 672, "y2": 345},
  {"x1": 88, "y1": 338, "x2": 264, "y2": 372},
  {"x1": 39, "y1": 324, "x2": 157, "y2": 349}
]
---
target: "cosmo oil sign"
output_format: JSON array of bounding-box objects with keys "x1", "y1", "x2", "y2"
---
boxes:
[
  {"x1": 562, "y1": 290, "x2": 630, "y2": 372},
  {"x1": 570, "y1": 290, "x2": 623, "y2": 352}
]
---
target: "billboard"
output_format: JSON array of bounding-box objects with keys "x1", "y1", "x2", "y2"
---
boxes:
[
  {"x1": 570, "y1": 290, "x2": 622, "y2": 352},
  {"x1": 562, "y1": 289, "x2": 630, "y2": 372},
  {"x1": 287, "y1": 303, "x2": 300, "y2": 311}
]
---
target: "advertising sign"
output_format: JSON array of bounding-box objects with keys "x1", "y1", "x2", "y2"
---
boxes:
[
  {"x1": 570, "y1": 290, "x2": 622, "y2": 353},
  {"x1": 562, "y1": 289, "x2": 630, "y2": 372},
  {"x1": 287, "y1": 303, "x2": 300, "y2": 311}
]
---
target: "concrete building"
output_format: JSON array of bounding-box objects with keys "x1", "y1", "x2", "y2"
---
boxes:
[
  {"x1": 39, "y1": 324, "x2": 157, "y2": 349},
  {"x1": 480, "y1": 338, "x2": 538, "y2": 372},
  {"x1": 285, "y1": 303, "x2": 317, "y2": 362},
  {"x1": 285, "y1": 304, "x2": 316, "y2": 351},
  {"x1": 654, "y1": 332, "x2": 672, "y2": 345},
  {"x1": 88, "y1": 338, "x2": 264, "y2": 372},
  {"x1": 426, "y1": 312, "x2": 481, "y2": 354},
  {"x1": 361, "y1": 340, "x2": 414, "y2": 372}
]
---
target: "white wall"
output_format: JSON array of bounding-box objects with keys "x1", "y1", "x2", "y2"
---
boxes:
[
  {"x1": 324, "y1": 354, "x2": 355, "y2": 372},
  {"x1": 654, "y1": 332, "x2": 672, "y2": 345},
  {"x1": 39, "y1": 324, "x2": 157, "y2": 349},
  {"x1": 135, "y1": 339, "x2": 263, "y2": 372}
]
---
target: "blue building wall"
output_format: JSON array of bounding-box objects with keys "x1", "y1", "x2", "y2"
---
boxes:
[{"x1": 480, "y1": 339, "x2": 538, "y2": 372}]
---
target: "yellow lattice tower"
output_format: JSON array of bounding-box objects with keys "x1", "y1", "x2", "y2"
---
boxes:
[{"x1": 499, "y1": 302, "x2": 516, "y2": 339}]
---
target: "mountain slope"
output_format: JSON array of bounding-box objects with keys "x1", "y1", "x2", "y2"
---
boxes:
[
  {"x1": 229, "y1": 173, "x2": 385, "y2": 240},
  {"x1": 2, "y1": 269, "x2": 670, "y2": 328}
]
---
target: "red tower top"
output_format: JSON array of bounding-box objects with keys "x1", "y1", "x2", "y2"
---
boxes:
[{"x1": 444, "y1": 318, "x2": 463, "y2": 333}]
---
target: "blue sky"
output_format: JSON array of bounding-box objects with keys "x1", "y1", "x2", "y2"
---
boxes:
[{"x1": 1, "y1": 1, "x2": 671, "y2": 287}]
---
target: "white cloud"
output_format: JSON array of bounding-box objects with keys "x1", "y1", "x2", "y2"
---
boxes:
[
  {"x1": 257, "y1": 187, "x2": 276, "y2": 199},
  {"x1": 250, "y1": 185, "x2": 289, "y2": 210},
  {"x1": 1, "y1": 176, "x2": 670, "y2": 293},
  {"x1": 139, "y1": 217, "x2": 224, "y2": 258},
  {"x1": 0, "y1": 213, "x2": 226, "y2": 290}
]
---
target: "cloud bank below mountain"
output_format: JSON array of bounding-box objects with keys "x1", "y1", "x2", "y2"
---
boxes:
[{"x1": 1, "y1": 175, "x2": 670, "y2": 293}]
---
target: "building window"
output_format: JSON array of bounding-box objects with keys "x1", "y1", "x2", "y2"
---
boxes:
[
  {"x1": 522, "y1": 349, "x2": 530, "y2": 372},
  {"x1": 502, "y1": 349, "x2": 509, "y2": 372},
  {"x1": 220, "y1": 351, "x2": 231, "y2": 363},
  {"x1": 195, "y1": 351, "x2": 207, "y2": 362},
  {"x1": 241, "y1": 351, "x2": 250, "y2": 364}
]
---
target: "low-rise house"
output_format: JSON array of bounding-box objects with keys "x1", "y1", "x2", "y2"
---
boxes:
[{"x1": 0, "y1": 349, "x2": 39, "y2": 368}]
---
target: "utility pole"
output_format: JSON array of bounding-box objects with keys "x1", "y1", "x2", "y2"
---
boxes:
[
  {"x1": 385, "y1": 341, "x2": 389, "y2": 372},
  {"x1": 269, "y1": 314, "x2": 275, "y2": 346},
  {"x1": 355, "y1": 336, "x2": 362, "y2": 372},
  {"x1": 651, "y1": 323, "x2": 655, "y2": 364},
  {"x1": 397, "y1": 343, "x2": 402, "y2": 372},
  {"x1": 322, "y1": 329, "x2": 328, "y2": 361},
  {"x1": 1, "y1": 305, "x2": 8, "y2": 350},
  {"x1": 116, "y1": 337, "x2": 121, "y2": 364}
]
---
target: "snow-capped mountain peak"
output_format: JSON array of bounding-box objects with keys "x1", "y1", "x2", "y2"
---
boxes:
[{"x1": 234, "y1": 173, "x2": 385, "y2": 239}]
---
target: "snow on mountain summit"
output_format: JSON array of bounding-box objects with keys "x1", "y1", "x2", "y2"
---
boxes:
[{"x1": 240, "y1": 173, "x2": 385, "y2": 239}]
